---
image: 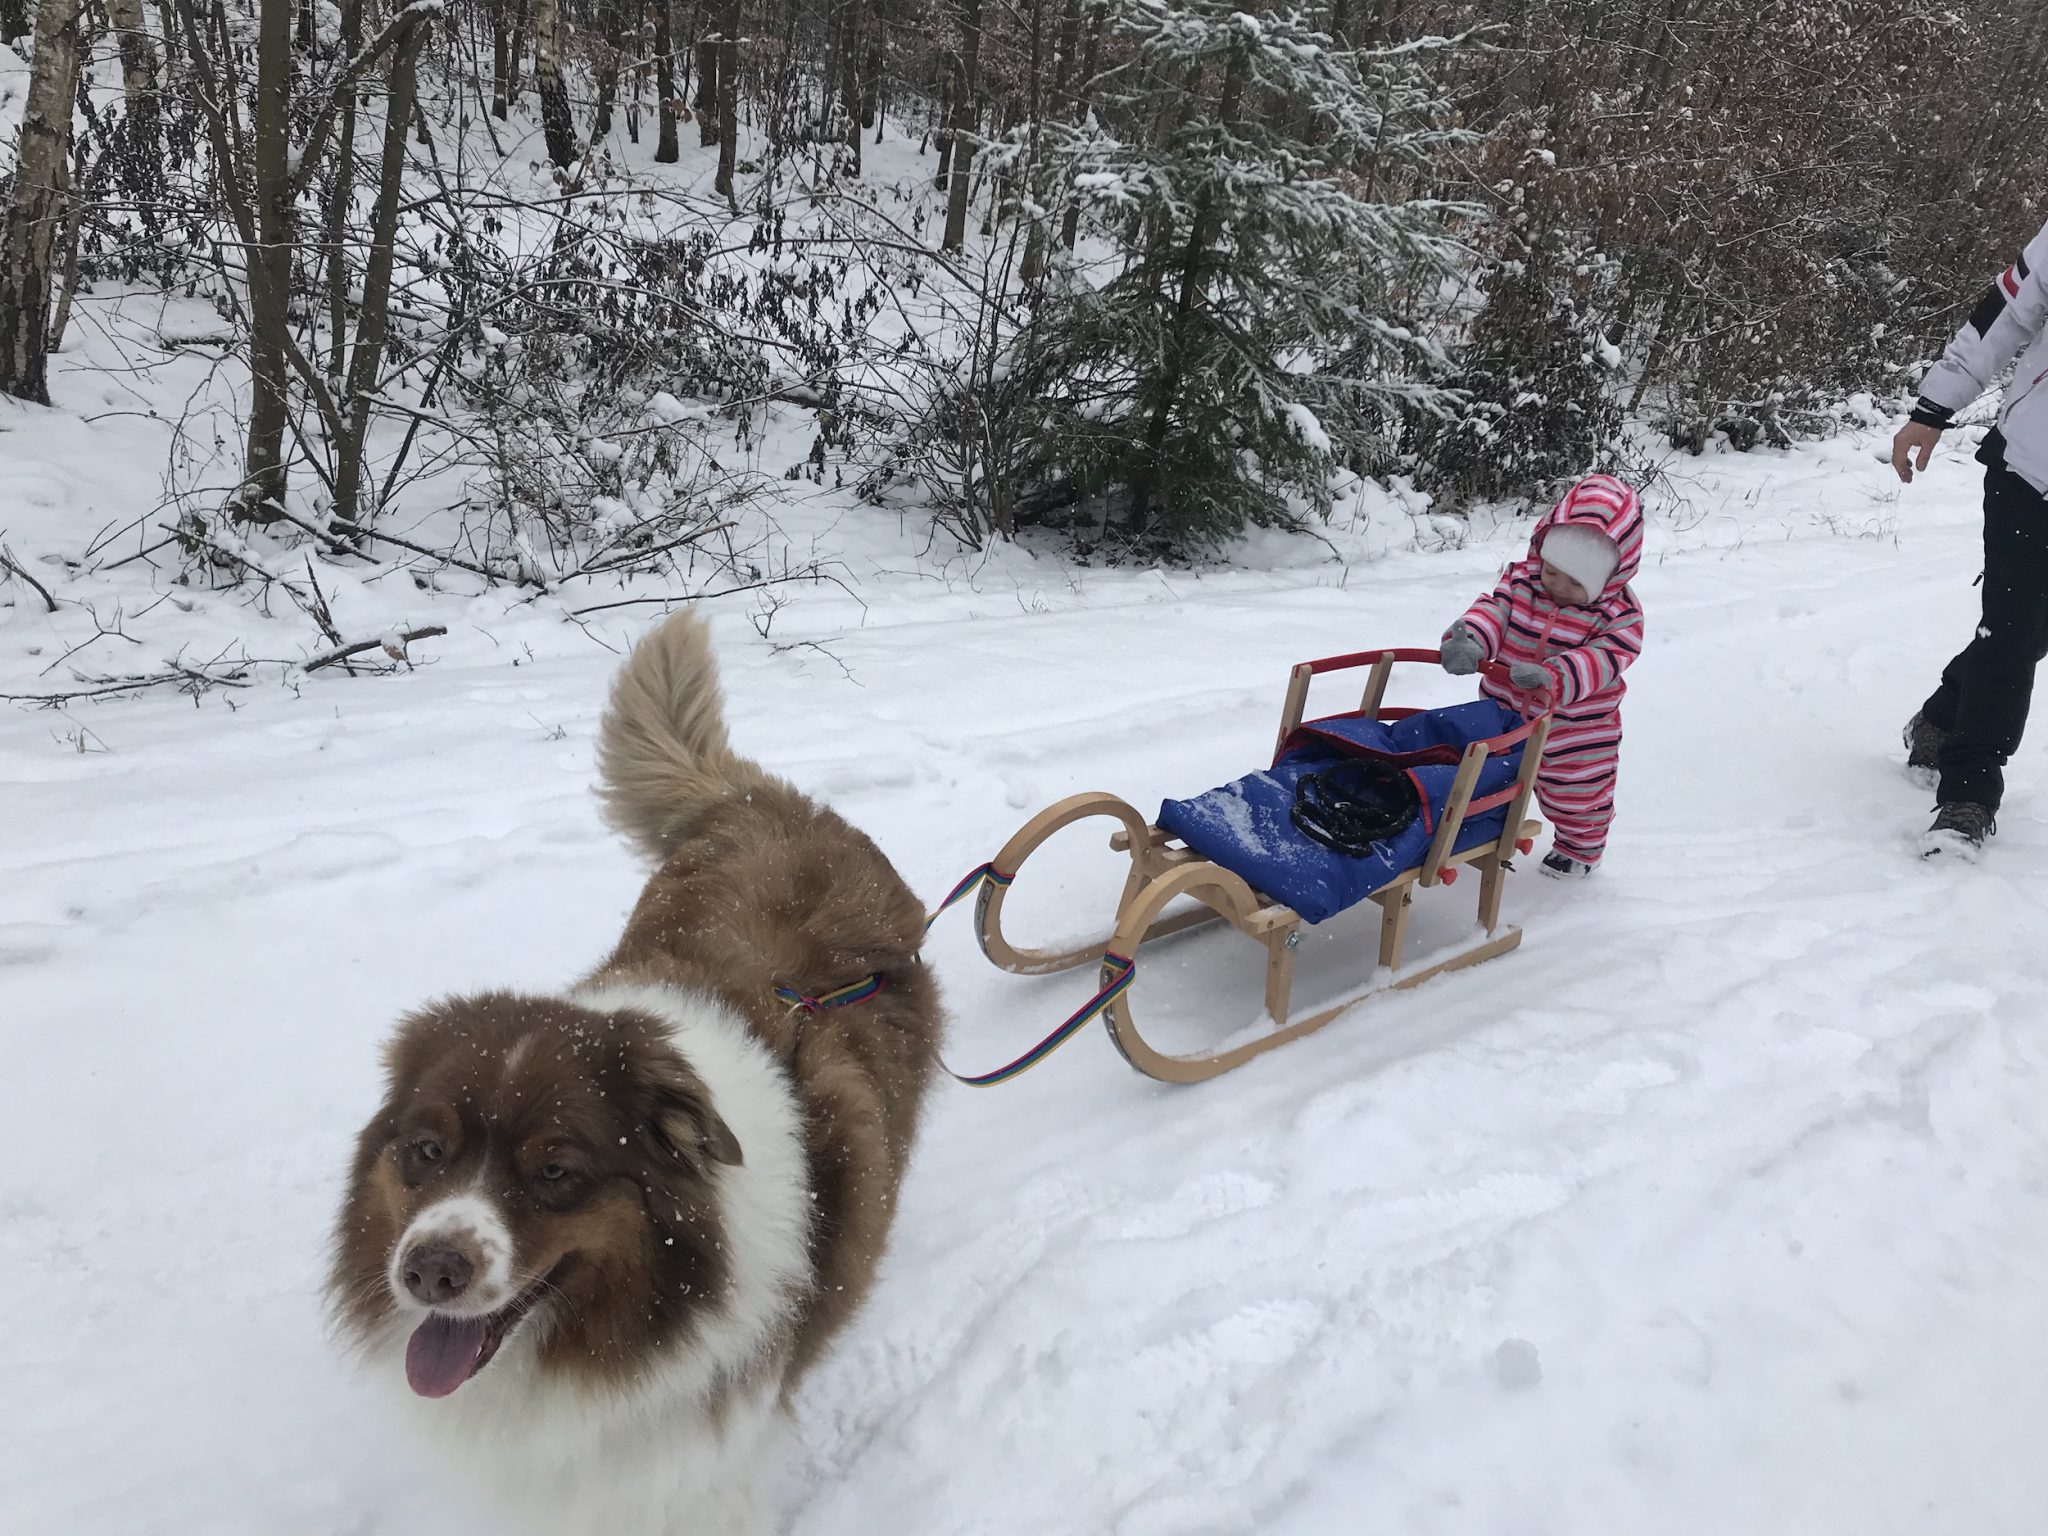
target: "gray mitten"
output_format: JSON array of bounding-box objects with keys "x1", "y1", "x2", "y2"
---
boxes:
[
  {"x1": 1508, "y1": 661, "x2": 1551, "y2": 691},
  {"x1": 1440, "y1": 619, "x2": 1485, "y2": 676}
]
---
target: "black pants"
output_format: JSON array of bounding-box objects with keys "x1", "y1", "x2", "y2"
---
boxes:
[{"x1": 1922, "y1": 441, "x2": 2048, "y2": 810}]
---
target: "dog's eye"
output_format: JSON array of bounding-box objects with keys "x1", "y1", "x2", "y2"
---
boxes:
[
  {"x1": 529, "y1": 1160, "x2": 587, "y2": 1206},
  {"x1": 398, "y1": 1137, "x2": 446, "y2": 1183}
]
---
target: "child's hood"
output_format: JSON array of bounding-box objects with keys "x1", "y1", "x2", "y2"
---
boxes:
[{"x1": 1529, "y1": 474, "x2": 1644, "y2": 603}]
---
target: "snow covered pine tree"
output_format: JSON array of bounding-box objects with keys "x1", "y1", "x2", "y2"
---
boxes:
[
  {"x1": 1415, "y1": 227, "x2": 1623, "y2": 510},
  {"x1": 1007, "y1": 1, "x2": 1476, "y2": 551}
]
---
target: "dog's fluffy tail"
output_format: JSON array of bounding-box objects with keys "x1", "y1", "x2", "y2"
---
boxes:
[{"x1": 596, "y1": 610, "x2": 766, "y2": 864}]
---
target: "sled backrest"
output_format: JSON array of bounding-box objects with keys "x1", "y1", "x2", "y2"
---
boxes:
[{"x1": 1278, "y1": 648, "x2": 1556, "y2": 888}]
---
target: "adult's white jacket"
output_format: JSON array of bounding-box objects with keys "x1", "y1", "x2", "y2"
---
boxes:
[{"x1": 1913, "y1": 218, "x2": 2048, "y2": 493}]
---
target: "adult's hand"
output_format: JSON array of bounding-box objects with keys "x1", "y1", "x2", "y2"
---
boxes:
[{"x1": 1892, "y1": 420, "x2": 1942, "y2": 484}]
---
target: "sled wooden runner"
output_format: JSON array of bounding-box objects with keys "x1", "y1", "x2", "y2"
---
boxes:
[{"x1": 973, "y1": 649, "x2": 1554, "y2": 1084}]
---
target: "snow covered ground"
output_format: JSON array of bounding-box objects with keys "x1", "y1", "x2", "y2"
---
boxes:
[
  {"x1": 10, "y1": 374, "x2": 2048, "y2": 1535},
  {"x1": 4, "y1": 48, "x2": 2047, "y2": 1509}
]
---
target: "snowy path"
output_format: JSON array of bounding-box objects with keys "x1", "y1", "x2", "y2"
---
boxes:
[{"x1": 7, "y1": 433, "x2": 2048, "y2": 1534}]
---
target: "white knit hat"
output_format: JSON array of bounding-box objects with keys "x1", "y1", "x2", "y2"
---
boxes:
[{"x1": 1541, "y1": 523, "x2": 1620, "y2": 597}]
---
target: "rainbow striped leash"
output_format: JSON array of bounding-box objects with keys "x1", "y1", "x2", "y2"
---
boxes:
[
  {"x1": 771, "y1": 860, "x2": 1139, "y2": 1088},
  {"x1": 948, "y1": 950, "x2": 1136, "y2": 1087},
  {"x1": 923, "y1": 860, "x2": 1013, "y2": 930},
  {"x1": 774, "y1": 973, "x2": 886, "y2": 1013}
]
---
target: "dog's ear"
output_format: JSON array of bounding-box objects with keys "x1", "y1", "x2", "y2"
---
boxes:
[{"x1": 624, "y1": 1038, "x2": 744, "y2": 1169}]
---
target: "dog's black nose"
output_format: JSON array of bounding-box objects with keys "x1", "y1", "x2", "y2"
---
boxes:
[{"x1": 403, "y1": 1245, "x2": 475, "y2": 1306}]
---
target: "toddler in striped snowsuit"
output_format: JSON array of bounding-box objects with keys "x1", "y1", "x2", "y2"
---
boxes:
[{"x1": 1439, "y1": 474, "x2": 1646, "y2": 878}]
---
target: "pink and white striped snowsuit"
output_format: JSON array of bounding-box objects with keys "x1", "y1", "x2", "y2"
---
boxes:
[{"x1": 1451, "y1": 475, "x2": 1646, "y2": 866}]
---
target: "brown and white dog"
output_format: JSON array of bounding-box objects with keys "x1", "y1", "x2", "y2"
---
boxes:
[{"x1": 327, "y1": 611, "x2": 941, "y2": 1534}]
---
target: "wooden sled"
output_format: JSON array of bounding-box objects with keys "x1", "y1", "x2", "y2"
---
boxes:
[{"x1": 974, "y1": 649, "x2": 1554, "y2": 1084}]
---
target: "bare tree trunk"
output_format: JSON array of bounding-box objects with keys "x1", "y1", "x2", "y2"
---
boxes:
[
  {"x1": 937, "y1": 0, "x2": 978, "y2": 252},
  {"x1": 713, "y1": 0, "x2": 740, "y2": 201},
  {"x1": 627, "y1": 7, "x2": 650, "y2": 143},
  {"x1": 934, "y1": 64, "x2": 955, "y2": 188},
  {"x1": 0, "y1": 0, "x2": 85, "y2": 405},
  {"x1": 592, "y1": 0, "x2": 625, "y2": 141},
  {"x1": 533, "y1": 0, "x2": 577, "y2": 166},
  {"x1": 325, "y1": 0, "x2": 366, "y2": 380},
  {"x1": 1058, "y1": 10, "x2": 1101, "y2": 252},
  {"x1": 695, "y1": 0, "x2": 721, "y2": 146},
  {"x1": 334, "y1": 17, "x2": 430, "y2": 525},
  {"x1": 655, "y1": 0, "x2": 681, "y2": 161},
  {"x1": 45, "y1": 131, "x2": 96, "y2": 359},
  {"x1": 860, "y1": 14, "x2": 880, "y2": 129},
  {"x1": 507, "y1": 0, "x2": 526, "y2": 107},
  {"x1": 237, "y1": 0, "x2": 296, "y2": 520},
  {"x1": 837, "y1": 0, "x2": 861, "y2": 173},
  {"x1": 1053, "y1": 0, "x2": 1080, "y2": 96},
  {"x1": 941, "y1": 0, "x2": 983, "y2": 252},
  {"x1": 1018, "y1": 0, "x2": 1048, "y2": 280},
  {"x1": 490, "y1": 0, "x2": 511, "y2": 118}
]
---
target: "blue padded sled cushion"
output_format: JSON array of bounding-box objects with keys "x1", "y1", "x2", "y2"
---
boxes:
[{"x1": 1155, "y1": 698, "x2": 1524, "y2": 924}]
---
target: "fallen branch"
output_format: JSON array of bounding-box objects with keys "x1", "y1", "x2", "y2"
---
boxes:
[
  {"x1": 565, "y1": 520, "x2": 737, "y2": 579},
  {"x1": 2, "y1": 661, "x2": 255, "y2": 705},
  {"x1": 569, "y1": 571, "x2": 856, "y2": 616},
  {"x1": 100, "y1": 535, "x2": 180, "y2": 572},
  {"x1": 3, "y1": 626, "x2": 449, "y2": 706},
  {"x1": 0, "y1": 545, "x2": 60, "y2": 613},
  {"x1": 265, "y1": 505, "x2": 533, "y2": 588},
  {"x1": 303, "y1": 625, "x2": 448, "y2": 673},
  {"x1": 160, "y1": 521, "x2": 296, "y2": 591}
]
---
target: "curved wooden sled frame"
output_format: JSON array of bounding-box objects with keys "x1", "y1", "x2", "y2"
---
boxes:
[{"x1": 976, "y1": 650, "x2": 1554, "y2": 1084}]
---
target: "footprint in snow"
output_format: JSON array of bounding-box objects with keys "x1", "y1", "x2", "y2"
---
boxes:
[
  {"x1": 1106, "y1": 1170, "x2": 1281, "y2": 1242},
  {"x1": 258, "y1": 829, "x2": 408, "y2": 884},
  {"x1": 1492, "y1": 1337, "x2": 1543, "y2": 1390},
  {"x1": 1567, "y1": 1056, "x2": 1684, "y2": 1116}
]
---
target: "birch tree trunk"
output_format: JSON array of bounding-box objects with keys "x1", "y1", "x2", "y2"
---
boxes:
[
  {"x1": 0, "y1": 0, "x2": 85, "y2": 405},
  {"x1": 104, "y1": 0, "x2": 162, "y2": 202}
]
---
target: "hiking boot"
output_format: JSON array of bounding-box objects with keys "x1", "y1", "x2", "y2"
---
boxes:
[
  {"x1": 1541, "y1": 850, "x2": 1595, "y2": 879},
  {"x1": 1920, "y1": 801, "x2": 1996, "y2": 861},
  {"x1": 1903, "y1": 711, "x2": 1948, "y2": 788}
]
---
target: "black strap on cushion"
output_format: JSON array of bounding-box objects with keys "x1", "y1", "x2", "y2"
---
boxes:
[{"x1": 1289, "y1": 758, "x2": 1420, "y2": 857}]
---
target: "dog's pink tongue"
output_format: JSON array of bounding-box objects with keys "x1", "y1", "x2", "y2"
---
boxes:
[{"x1": 405, "y1": 1315, "x2": 489, "y2": 1399}]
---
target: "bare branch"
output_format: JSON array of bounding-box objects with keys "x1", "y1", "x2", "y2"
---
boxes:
[
  {"x1": 0, "y1": 544, "x2": 59, "y2": 612},
  {"x1": 303, "y1": 624, "x2": 448, "y2": 673}
]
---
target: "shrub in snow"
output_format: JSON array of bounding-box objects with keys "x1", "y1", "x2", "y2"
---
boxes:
[{"x1": 1414, "y1": 234, "x2": 1622, "y2": 510}]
